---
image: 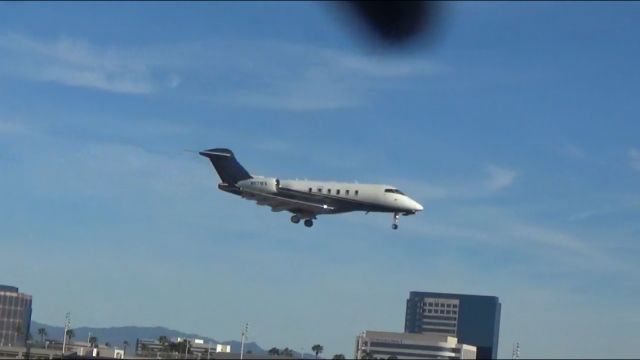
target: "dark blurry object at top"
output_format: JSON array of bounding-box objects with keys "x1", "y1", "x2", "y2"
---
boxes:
[{"x1": 342, "y1": 1, "x2": 441, "y2": 47}]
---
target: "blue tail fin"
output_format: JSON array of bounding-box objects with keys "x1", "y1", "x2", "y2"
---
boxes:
[{"x1": 199, "y1": 148, "x2": 252, "y2": 185}]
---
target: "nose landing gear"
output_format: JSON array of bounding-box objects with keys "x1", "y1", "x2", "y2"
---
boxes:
[{"x1": 392, "y1": 212, "x2": 399, "y2": 230}]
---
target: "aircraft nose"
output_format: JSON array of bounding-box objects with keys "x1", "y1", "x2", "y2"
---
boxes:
[{"x1": 411, "y1": 199, "x2": 423, "y2": 211}]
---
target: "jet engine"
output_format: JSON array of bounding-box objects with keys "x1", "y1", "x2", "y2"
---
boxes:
[{"x1": 238, "y1": 177, "x2": 280, "y2": 194}]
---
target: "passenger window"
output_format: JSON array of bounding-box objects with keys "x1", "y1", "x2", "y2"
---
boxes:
[
  {"x1": 346, "y1": 190, "x2": 350, "y2": 196},
  {"x1": 327, "y1": 189, "x2": 331, "y2": 194},
  {"x1": 317, "y1": 188, "x2": 322, "y2": 193},
  {"x1": 308, "y1": 187, "x2": 312, "y2": 193},
  {"x1": 336, "y1": 189, "x2": 340, "y2": 195},
  {"x1": 355, "y1": 190, "x2": 359, "y2": 196}
]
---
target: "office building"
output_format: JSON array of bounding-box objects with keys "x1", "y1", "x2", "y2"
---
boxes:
[
  {"x1": 405, "y1": 291, "x2": 500, "y2": 359},
  {"x1": 355, "y1": 330, "x2": 476, "y2": 359},
  {"x1": 0, "y1": 285, "x2": 32, "y2": 347}
]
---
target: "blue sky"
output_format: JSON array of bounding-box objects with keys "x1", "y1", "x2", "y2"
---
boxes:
[{"x1": 1, "y1": 2, "x2": 639, "y2": 358}]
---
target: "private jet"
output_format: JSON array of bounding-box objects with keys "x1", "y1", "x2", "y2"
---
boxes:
[{"x1": 200, "y1": 148, "x2": 423, "y2": 229}]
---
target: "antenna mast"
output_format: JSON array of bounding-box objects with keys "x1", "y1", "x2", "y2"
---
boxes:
[
  {"x1": 240, "y1": 323, "x2": 249, "y2": 360},
  {"x1": 62, "y1": 312, "x2": 71, "y2": 355},
  {"x1": 512, "y1": 342, "x2": 520, "y2": 360}
]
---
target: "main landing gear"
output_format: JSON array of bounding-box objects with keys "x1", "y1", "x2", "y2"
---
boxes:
[
  {"x1": 291, "y1": 214, "x2": 314, "y2": 228},
  {"x1": 392, "y1": 212, "x2": 399, "y2": 230}
]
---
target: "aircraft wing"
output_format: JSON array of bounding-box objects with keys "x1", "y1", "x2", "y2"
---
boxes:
[{"x1": 241, "y1": 189, "x2": 334, "y2": 215}]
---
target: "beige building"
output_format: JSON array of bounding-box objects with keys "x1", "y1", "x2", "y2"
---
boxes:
[{"x1": 355, "y1": 330, "x2": 476, "y2": 359}]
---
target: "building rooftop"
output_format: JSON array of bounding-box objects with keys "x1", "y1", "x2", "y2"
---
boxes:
[
  {"x1": 409, "y1": 291, "x2": 500, "y2": 301},
  {"x1": 0, "y1": 285, "x2": 19, "y2": 293}
]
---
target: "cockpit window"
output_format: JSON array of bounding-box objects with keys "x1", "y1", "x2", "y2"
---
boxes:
[{"x1": 385, "y1": 188, "x2": 405, "y2": 195}]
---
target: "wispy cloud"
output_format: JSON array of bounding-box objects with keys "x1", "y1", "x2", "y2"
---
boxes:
[
  {"x1": 225, "y1": 74, "x2": 361, "y2": 111},
  {"x1": 0, "y1": 33, "x2": 168, "y2": 94},
  {"x1": 219, "y1": 40, "x2": 449, "y2": 111},
  {"x1": 630, "y1": 148, "x2": 640, "y2": 172},
  {"x1": 484, "y1": 164, "x2": 517, "y2": 191},
  {"x1": 0, "y1": 33, "x2": 449, "y2": 108},
  {"x1": 253, "y1": 139, "x2": 290, "y2": 152},
  {"x1": 0, "y1": 119, "x2": 30, "y2": 135},
  {"x1": 391, "y1": 164, "x2": 517, "y2": 202},
  {"x1": 318, "y1": 48, "x2": 449, "y2": 78},
  {"x1": 560, "y1": 143, "x2": 585, "y2": 159},
  {"x1": 399, "y1": 204, "x2": 625, "y2": 274}
]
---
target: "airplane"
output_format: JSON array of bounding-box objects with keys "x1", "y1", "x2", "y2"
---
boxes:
[{"x1": 199, "y1": 148, "x2": 423, "y2": 229}]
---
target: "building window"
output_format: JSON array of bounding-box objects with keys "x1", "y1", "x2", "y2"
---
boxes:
[
  {"x1": 336, "y1": 189, "x2": 340, "y2": 195},
  {"x1": 446, "y1": 304, "x2": 451, "y2": 308},
  {"x1": 452, "y1": 310, "x2": 457, "y2": 315},
  {"x1": 453, "y1": 304, "x2": 458, "y2": 309},
  {"x1": 440, "y1": 310, "x2": 445, "y2": 314},
  {"x1": 427, "y1": 309, "x2": 432, "y2": 314},
  {"x1": 428, "y1": 302, "x2": 433, "y2": 307},
  {"x1": 446, "y1": 310, "x2": 451, "y2": 314}
]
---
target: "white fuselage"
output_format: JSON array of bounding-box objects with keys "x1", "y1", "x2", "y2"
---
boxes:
[
  {"x1": 200, "y1": 147, "x2": 422, "y2": 229},
  {"x1": 237, "y1": 177, "x2": 423, "y2": 214}
]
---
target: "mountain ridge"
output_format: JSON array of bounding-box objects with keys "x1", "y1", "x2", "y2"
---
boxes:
[{"x1": 30, "y1": 321, "x2": 265, "y2": 355}]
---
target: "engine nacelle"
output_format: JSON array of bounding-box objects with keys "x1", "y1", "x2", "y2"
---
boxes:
[{"x1": 237, "y1": 177, "x2": 280, "y2": 194}]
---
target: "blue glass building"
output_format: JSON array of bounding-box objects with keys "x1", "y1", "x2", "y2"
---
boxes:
[
  {"x1": 405, "y1": 291, "x2": 501, "y2": 359},
  {"x1": 0, "y1": 285, "x2": 32, "y2": 347}
]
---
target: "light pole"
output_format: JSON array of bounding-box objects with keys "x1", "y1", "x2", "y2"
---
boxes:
[
  {"x1": 239, "y1": 323, "x2": 249, "y2": 360},
  {"x1": 62, "y1": 312, "x2": 71, "y2": 355}
]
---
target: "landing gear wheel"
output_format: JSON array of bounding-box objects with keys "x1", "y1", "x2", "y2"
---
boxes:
[
  {"x1": 304, "y1": 219, "x2": 314, "y2": 228},
  {"x1": 392, "y1": 212, "x2": 399, "y2": 230},
  {"x1": 291, "y1": 215, "x2": 301, "y2": 224}
]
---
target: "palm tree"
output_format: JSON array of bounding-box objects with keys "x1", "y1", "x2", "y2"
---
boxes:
[
  {"x1": 37, "y1": 328, "x2": 47, "y2": 344},
  {"x1": 268, "y1": 347, "x2": 281, "y2": 355},
  {"x1": 332, "y1": 354, "x2": 346, "y2": 360},
  {"x1": 158, "y1": 335, "x2": 169, "y2": 352},
  {"x1": 360, "y1": 350, "x2": 375, "y2": 360},
  {"x1": 282, "y1": 347, "x2": 294, "y2": 357},
  {"x1": 311, "y1": 344, "x2": 323, "y2": 359},
  {"x1": 168, "y1": 340, "x2": 178, "y2": 353},
  {"x1": 66, "y1": 328, "x2": 75, "y2": 343},
  {"x1": 123, "y1": 340, "x2": 129, "y2": 355},
  {"x1": 89, "y1": 336, "x2": 98, "y2": 348}
]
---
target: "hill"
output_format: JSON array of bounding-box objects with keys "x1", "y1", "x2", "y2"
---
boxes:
[{"x1": 30, "y1": 321, "x2": 265, "y2": 355}]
